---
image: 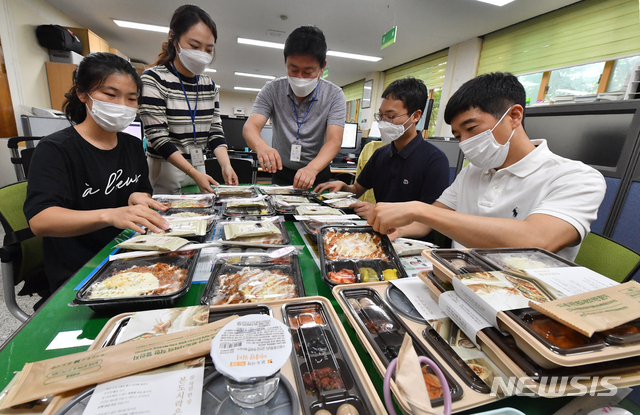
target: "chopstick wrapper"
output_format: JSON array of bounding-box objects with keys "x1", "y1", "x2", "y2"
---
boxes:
[
  {"x1": 530, "y1": 281, "x2": 640, "y2": 337},
  {"x1": 0, "y1": 315, "x2": 237, "y2": 409},
  {"x1": 396, "y1": 333, "x2": 436, "y2": 415}
]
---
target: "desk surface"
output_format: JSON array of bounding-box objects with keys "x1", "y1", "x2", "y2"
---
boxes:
[{"x1": 1, "y1": 213, "x2": 638, "y2": 414}]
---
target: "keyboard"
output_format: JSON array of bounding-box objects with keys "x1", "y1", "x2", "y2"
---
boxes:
[{"x1": 331, "y1": 162, "x2": 357, "y2": 169}]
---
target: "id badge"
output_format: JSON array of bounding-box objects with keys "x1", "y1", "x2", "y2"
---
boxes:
[
  {"x1": 290, "y1": 143, "x2": 302, "y2": 162},
  {"x1": 190, "y1": 147, "x2": 205, "y2": 167}
]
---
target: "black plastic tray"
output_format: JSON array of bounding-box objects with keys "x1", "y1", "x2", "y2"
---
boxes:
[
  {"x1": 216, "y1": 186, "x2": 259, "y2": 199},
  {"x1": 53, "y1": 369, "x2": 299, "y2": 415},
  {"x1": 318, "y1": 225, "x2": 408, "y2": 286},
  {"x1": 601, "y1": 320, "x2": 640, "y2": 345},
  {"x1": 221, "y1": 220, "x2": 291, "y2": 245},
  {"x1": 424, "y1": 271, "x2": 454, "y2": 293},
  {"x1": 471, "y1": 247, "x2": 576, "y2": 270},
  {"x1": 74, "y1": 250, "x2": 200, "y2": 313},
  {"x1": 430, "y1": 249, "x2": 498, "y2": 275},
  {"x1": 310, "y1": 194, "x2": 356, "y2": 215},
  {"x1": 282, "y1": 300, "x2": 378, "y2": 415},
  {"x1": 221, "y1": 199, "x2": 276, "y2": 218},
  {"x1": 385, "y1": 284, "x2": 427, "y2": 324},
  {"x1": 337, "y1": 287, "x2": 463, "y2": 406},
  {"x1": 505, "y1": 308, "x2": 605, "y2": 355},
  {"x1": 201, "y1": 261, "x2": 305, "y2": 306}
]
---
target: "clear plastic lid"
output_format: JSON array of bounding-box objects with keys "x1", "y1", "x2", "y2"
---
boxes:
[{"x1": 211, "y1": 315, "x2": 292, "y2": 382}]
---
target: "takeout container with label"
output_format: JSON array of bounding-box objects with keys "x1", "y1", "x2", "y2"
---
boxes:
[
  {"x1": 333, "y1": 281, "x2": 504, "y2": 414},
  {"x1": 221, "y1": 197, "x2": 275, "y2": 218},
  {"x1": 259, "y1": 186, "x2": 308, "y2": 196},
  {"x1": 90, "y1": 297, "x2": 386, "y2": 415},
  {"x1": 74, "y1": 250, "x2": 200, "y2": 313},
  {"x1": 153, "y1": 193, "x2": 216, "y2": 209},
  {"x1": 215, "y1": 185, "x2": 259, "y2": 200},
  {"x1": 318, "y1": 225, "x2": 407, "y2": 286},
  {"x1": 217, "y1": 217, "x2": 291, "y2": 246}
]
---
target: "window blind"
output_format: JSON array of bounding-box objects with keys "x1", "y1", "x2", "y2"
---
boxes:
[
  {"x1": 383, "y1": 49, "x2": 448, "y2": 89},
  {"x1": 341, "y1": 79, "x2": 365, "y2": 101},
  {"x1": 478, "y1": 0, "x2": 640, "y2": 75}
]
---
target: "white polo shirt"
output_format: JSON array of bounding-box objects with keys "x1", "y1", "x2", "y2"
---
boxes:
[{"x1": 437, "y1": 139, "x2": 606, "y2": 261}]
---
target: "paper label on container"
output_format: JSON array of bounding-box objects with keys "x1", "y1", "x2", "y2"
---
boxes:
[
  {"x1": 390, "y1": 279, "x2": 447, "y2": 320},
  {"x1": 438, "y1": 290, "x2": 492, "y2": 349},
  {"x1": 83, "y1": 361, "x2": 204, "y2": 415},
  {"x1": 399, "y1": 255, "x2": 433, "y2": 277}
]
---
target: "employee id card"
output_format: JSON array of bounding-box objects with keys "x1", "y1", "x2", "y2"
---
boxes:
[
  {"x1": 290, "y1": 143, "x2": 302, "y2": 162},
  {"x1": 190, "y1": 147, "x2": 205, "y2": 167}
]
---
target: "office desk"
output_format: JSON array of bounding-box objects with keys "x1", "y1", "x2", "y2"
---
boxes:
[{"x1": 0, "y1": 218, "x2": 638, "y2": 414}]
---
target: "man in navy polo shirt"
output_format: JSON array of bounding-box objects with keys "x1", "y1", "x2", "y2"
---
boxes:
[{"x1": 314, "y1": 78, "x2": 449, "y2": 229}]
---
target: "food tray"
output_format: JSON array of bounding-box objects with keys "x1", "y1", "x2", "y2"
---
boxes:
[
  {"x1": 385, "y1": 284, "x2": 427, "y2": 324},
  {"x1": 153, "y1": 194, "x2": 216, "y2": 209},
  {"x1": 471, "y1": 247, "x2": 576, "y2": 271},
  {"x1": 221, "y1": 199, "x2": 276, "y2": 218},
  {"x1": 318, "y1": 225, "x2": 408, "y2": 286},
  {"x1": 160, "y1": 207, "x2": 217, "y2": 233},
  {"x1": 74, "y1": 250, "x2": 200, "y2": 313},
  {"x1": 222, "y1": 220, "x2": 291, "y2": 245},
  {"x1": 282, "y1": 300, "x2": 379, "y2": 415},
  {"x1": 86, "y1": 297, "x2": 386, "y2": 415},
  {"x1": 335, "y1": 287, "x2": 463, "y2": 407},
  {"x1": 215, "y1": 186, "x2": 259, "y2": 199},
  {"x1": 201, "y1": 260, "x2": 305, "y2": 306},
  {"x1": 601, "y1": 319, "x2": 640, "y2": 345},
  {"x1": 425, "y1": 249, "x2": 498, "y2": 284},
  {"x1": 259, "y1": 186, "x2": 308, "y2": 196}
]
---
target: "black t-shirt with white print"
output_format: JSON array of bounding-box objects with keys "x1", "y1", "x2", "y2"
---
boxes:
[{"x1": 24, "y1": 126, "x2": 153, "y2": 291}]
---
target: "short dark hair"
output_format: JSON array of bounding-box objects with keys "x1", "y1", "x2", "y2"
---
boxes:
[
  {"x1": 284, "y1": 26, "x2": 327, "y2": 67},
  {"x1": 382, "y1": 77, "x2": 428, "y2": 116},
  {"x1": 444, "y1": 72, "x2": 526, "y2": 124},
  {"x1": 155, "y1": 4, "x2": 218, "y2": 66},
  {"x1": 63, "y1": 52, "x2": 141, "y2": 124}
]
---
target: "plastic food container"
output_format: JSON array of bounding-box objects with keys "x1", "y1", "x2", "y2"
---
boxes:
[
  {"x1": 221, "y1": 219, "x2": 291, "y2": 245},
  {"x1": 210, "y1": 314, "x2": 292, "y2": 408},
  {"x1": 221, "y1": 199, "x2": 275, "y2": 218},
  {"x1": 74, "y1": 250, "x2": 200, "y2": 313},
  {"x1": 259, "y1": 186, "x2": 308, "y2": 196},
  {"x1": 160, "y1": 207, "x2": 217, "y2": 234},
  {"x1": 153, "y1": 194, "x2": 215, "y2": 208},
  {"x1": 471, "y1": 247, "x2": 576, "y2": 270},
  {"x1": 318, "y1": 225, "x2": 408, "y2": 286},
  {"x1": 601, "y1": 320, "x2": 640, "y2": 345},
  {"x1": 282, "y1": 300, "x2": 379, "y2": 415},
  {"x1": 215, "y1": 186, "x2": 259, "y2": 199},
  {"x1": 201, "y1": 260, "x2": 305, "y2": 306},
  {"x1": 429, "y1": 249, "x2": 497, "y2": 276},
  {"x1": 337, "y1": 287, "x2": 463, "y2": 406}
]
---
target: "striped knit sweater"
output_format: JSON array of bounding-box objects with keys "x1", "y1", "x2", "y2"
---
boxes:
[{"x1": 140, "y1": 63, "x2": 227, "y2": 159}]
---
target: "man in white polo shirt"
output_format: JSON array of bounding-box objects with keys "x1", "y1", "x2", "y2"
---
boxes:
[{"x1": 368, "y1": 72, "x2": 606, "y2": 261}]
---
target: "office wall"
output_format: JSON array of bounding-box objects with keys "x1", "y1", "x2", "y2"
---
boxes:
[{"x1": 218, "y1": 90, "x2": 257, "y2": 116}]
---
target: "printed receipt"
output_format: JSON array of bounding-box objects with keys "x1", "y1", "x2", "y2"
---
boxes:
[
  {"x1": 438, "y1": 291, "x2": 492, "y2": 349},
  {"x1": 82, "y1": 363, "x2": 204, "y2": 415},
  {"x1": 390, "y1": 279, "x2": 447, "y2": 320}
]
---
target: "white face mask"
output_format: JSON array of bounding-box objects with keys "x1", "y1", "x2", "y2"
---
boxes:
[
  {"x1": 85, "y1": 95, "x2": 137, "y2": 132},
  {"x1": 378, "y1": 112, "x2": 416, "y2": 143},
  {"x1": 288, "y1": 76, "x2": 319, "y2": 97},
  {"x1": 176, "y1": 44, "x2": 213, "y2": 75},
  {"x1": 459, "y1": 106, "x2": 515, "y2": 170}
]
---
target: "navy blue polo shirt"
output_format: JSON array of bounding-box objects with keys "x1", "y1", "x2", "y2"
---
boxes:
[{"x1": 357, "y1": 133, "x2": 450, "y2": 205}]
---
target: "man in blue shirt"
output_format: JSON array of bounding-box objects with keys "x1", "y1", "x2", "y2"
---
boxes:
[{"x1": 315, "y1": 77, "x2": 449, "y2": 224}]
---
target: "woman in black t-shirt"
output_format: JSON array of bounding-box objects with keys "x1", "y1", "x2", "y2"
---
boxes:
[{"x1": 24, "y1": 53, "x2": 170, "y2": 292}]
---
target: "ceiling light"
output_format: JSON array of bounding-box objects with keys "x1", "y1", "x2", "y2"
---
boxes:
[
  {"x1": 205, "y1": 69, "x2": 217, "y2": 73},
  {"x1": 235, "y1": 72, "x2": 276, "y2": 80},
  {"x1": 235, "y1": 87, "x2": 262, "y2": 92},
  {"x1": 113, "y1": 19, "x2": 169, "y2": 33},
  {"x1": 238, "y1": 38, "x2": 382, "y2": 62},
  {"x1": 475, "y1": 0, "x2": 516, "y2": 5},
  {"x1": 326, "y1": 51, "x2": 381, "y2": 62}
]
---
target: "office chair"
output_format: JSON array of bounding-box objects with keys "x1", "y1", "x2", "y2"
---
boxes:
[
  {"x1": 574, "y1": 232, "x2": 640, "y2": 283},
  {"x1": 205, "y1": 151, "x2": 258, "y2": 184},
  {"x1": 0, "y1": 181, "x2": 49, "y2": 322},
  {"x1": 8, "y1": 136, "x2": 41, "y2": 181}
]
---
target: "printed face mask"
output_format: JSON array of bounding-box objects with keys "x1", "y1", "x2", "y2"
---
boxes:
[
  {"x1": 177, "y1": 44, "x2": 213, "y2": 75},
  {"x1": 288, "y1": 76, "x2": 319, "y2": 97},
  {"x1": 458, "y1": 106, "x2": 515, "y2": 170},
  {"x1": 86, "y1": 95, "x2": 137, "y2": 132},
  {"x1": 378, "y1": 112, "x2": 416, "y2": 143}
]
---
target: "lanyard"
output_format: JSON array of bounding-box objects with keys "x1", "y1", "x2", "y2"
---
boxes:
[
  {"x1": 291, "y1": 82, "x2": 320, "y2": 141},
  {"x1": 172, "y1": 62, "x2": 199, "y2": 145}
]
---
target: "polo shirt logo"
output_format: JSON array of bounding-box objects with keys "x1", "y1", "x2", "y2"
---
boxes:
[
  {"x1": 403, "y1": 179, "x2": 409, "y2": 185},
  {"x1": 512, "y1": 207, "x2": 518, "y2": 218}
]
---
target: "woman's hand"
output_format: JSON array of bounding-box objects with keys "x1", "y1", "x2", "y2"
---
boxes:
[
  {"x1": 102, "y1": 205, "x2": 170, "y2": 234},
  {"x1": 191, "y1": 169, "x2": 218, "y2": 193},
  {"x1": 128, "y1": 192, "x2": 167, "y2": 211},
  {"x1": 222, "y1": 164, "x2": 239, "y2": 185}
]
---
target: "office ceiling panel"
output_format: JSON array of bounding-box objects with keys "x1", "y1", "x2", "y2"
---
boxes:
[{"x1": 43, "y1": 0, "x2": 581, "y2": 93}]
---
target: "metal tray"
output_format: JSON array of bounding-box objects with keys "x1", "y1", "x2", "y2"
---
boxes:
[
  {"x1": 74, "y1": 250, "x2": 200, "y2": 313},
  {"x1": 201, "y1": 260, "x2": 305, "y2": 306},
  {"x1": 471, "y1": 247, "x2": 576, "y2": 271},
  {"x1": 221, "y1": 220, "x2": 291, "y2": 245},
  {"x1": 318, "y1": 225, "x2": 408, "y2": 287},
  {"x1": 282, "y1": 300, "x2": 378, "y2": 415},
  {"x1": 337, "y1": 287, "x2": 463, "y2": 406}
]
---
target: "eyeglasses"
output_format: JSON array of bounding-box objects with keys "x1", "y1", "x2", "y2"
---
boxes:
[{"x1": 374, "y1": 112, "x2": 409, "y2": 123}]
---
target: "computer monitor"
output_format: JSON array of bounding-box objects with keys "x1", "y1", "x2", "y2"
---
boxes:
[
  {"x1": 221, "y1": 115, "x2": 249, "y2": 150},
  {"x1": 123, "y1": 121, "x2": 144, "y2": 140},
  {"x1": 341, "y1": 122, "x2": 358, "y2": 151}
]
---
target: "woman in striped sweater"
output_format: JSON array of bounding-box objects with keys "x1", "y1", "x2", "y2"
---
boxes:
[{"x1": 140, "y1": 5, "x2": 238, "y2": 194}]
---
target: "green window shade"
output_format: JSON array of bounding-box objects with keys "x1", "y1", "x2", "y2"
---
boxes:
[
  {"x1": 478, "y1": 0, "x2": 640, "y2": 75},
  {"x1": 384, "y1": 49, "x2": 448, "y2": 89},
  {"x1": 342, "y1": 79, "x2": 365, "y2": 101}
]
